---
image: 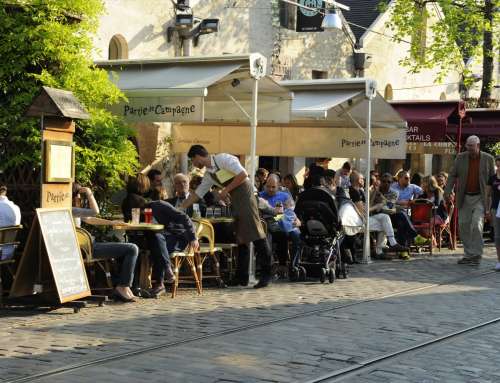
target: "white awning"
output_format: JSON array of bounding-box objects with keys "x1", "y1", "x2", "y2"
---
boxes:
[{"x1": 96, "y1": 54, "x2": 292, "y2": 124}]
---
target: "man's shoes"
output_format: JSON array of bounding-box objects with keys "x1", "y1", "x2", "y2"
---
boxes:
[
  {"x1": 457, "y1": 256, "x2": 481, "y2": 265},
  {"x1": 253, "y1": 276, "x2": 271, "y2": 289},
  {"x1": 387, "y1": 243, "x2": 409, "y2": 252},
  {"x1": 414, "y1": 234, "x2": 429, "y2": 246},
  {"x1": 398, "y1": 251, "x2": 411, "y2": 260},
  {"x1": 495, "y1": 262, "x2": 500, "y2": 271},
  {"x1": 146, "y1": 285, "x2": 166, "y2": 298},
  {"x1": 165, "y1": 267, "x2": 175, "y2": 284}
]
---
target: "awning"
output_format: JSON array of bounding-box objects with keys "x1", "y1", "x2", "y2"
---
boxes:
[
  {"x1": 173, "y1": 79, "x2": 408, "y2": 159},
  {"x1": 391, "y1": 101, "x2": 465, "y2": 143},
  {"x1": 95, "y1": 54, "x2": 292, "y2": 124},
  {"x1": 448, "y1": 109, "x2": 500, "y2": 140}
]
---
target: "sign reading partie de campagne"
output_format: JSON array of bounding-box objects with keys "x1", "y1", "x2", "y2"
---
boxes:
[{"x1": 110, "y1": 96, "x2": 204, "y2": 122}]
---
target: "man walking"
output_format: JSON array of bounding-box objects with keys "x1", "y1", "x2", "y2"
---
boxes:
[
  {"x1": 445, "y1": 135, "x2": 495, "y2": 265},
  {"x1": 180, "y1": 145, "x2": 272, "y2": 288}
]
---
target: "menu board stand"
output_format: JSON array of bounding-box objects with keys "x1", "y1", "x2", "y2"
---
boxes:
[{"x1": 9, "y1": 208, "x2": 104, "y2": 313}]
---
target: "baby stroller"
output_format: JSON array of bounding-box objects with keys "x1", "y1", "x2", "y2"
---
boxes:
[{"x1": 293, "y1": 186, "x2": 348, "y2": 283}]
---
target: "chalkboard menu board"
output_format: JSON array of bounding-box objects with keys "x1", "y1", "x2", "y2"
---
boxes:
[{"x1": 37, "y1": 208, "x2": 90, "y2": 303}]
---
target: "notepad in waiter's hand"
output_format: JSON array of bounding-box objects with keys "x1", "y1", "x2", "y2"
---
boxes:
[
  {"x1": 215, "y1": 169, "x2": 236, "y2": 186},
  {"x1": 496, "y1": 201, "x2": 500, "y2": 218}
]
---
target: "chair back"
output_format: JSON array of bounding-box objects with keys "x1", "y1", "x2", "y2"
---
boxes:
[
  {"x1": 75, "y1": 227, "x2": 93, "y2": 262},
  {"x1": 0, "y1": 225, "x2": 22, "y2": 246},
  {"x1": 410, "y1": 200, "x2": 434, "y2": 224},
  {"x1": 194, "y1": 219, "x2": 215, "y2": 252}
]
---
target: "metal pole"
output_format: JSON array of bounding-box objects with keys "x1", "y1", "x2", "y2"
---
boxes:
[
  {"x1": 248, "y1": 78, "x2": 259, "y2": 283},
  {"x1": 179, "y1": 38, "x2": 192, "y2": 174},
  {"x1": 362, "y1": 98, "x2": 372, "y2": 264}
]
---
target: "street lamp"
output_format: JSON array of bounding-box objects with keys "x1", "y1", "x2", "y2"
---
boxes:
[{"x1": 321, "y1": 7, "x2": 342, "y2": 30}]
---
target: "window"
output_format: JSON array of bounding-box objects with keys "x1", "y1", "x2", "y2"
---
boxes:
[
  {"x1": 312, "y1": 70, "x2": 328, "y2": 79},
  {"x1": 384, "y1": 84, "x2": 393, "y2": 100},
  {"x1": 108, "y1": 34, "x2": 128, "y2": 60}
]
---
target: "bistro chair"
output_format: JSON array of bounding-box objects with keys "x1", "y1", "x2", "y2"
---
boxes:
[
  {"x1": 0, "y1": 225, "x2": 23, "y2": 307},
  {"x1": 171, "y1": 243, "x2": 202, "y2": 298},
  {"x1": 410, "y1": 200, "x2": 436, "y2": 255},
  {"x1": 75, "y1": 227, "x2": 113, "y2": 290},
  {"x1": 193, "y1": 218, "x2": 225, "y2": 288}
]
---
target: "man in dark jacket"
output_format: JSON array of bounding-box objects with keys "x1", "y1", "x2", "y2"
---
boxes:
[{"x1": 147, "y1": 200, "x2": 199, "y2": 298}]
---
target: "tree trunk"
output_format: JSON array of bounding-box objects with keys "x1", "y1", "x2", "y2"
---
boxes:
[{"x1": 478, "y1": 0, "x2": 494, "y2": 108}]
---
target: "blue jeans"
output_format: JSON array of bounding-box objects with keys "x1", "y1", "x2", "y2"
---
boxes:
[
  {"x1": 389, "y1": 212, "x2": 417, "y2": 247},
  {"x1": 148, "y1": 232, "x2": 188, "y2": 285},
  {"x1": 93, "y1": 242, "x2": 139, "y2": 287}
]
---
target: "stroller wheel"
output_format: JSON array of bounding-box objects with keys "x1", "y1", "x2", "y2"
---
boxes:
[
  {"x1": 289, "y1": 267, "x2": 299, "y2": 282},
  {"x1": 299, "y1": 266, "x2": 307, "y2": 281},
  {"x1": 320, "y1": 268, "x2": 326, "y2": 283},
  {"x1": 328, "y1": 267, "x2": 335, "y2": 283}
]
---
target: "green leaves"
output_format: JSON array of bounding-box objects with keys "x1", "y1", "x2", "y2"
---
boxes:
[{"x1": 0, "y1": 0, "x2": 138, "y2": 193}]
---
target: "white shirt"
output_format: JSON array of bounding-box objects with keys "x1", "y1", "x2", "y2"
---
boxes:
[
  {"x1": 0, "y1": 196, "x2": 21, "y2": 260},
  {"x1": 195, "y1": 153, "x2": 246, "y2": 198},
  {"x1": 0, "y1": 196, "x2": 21, "y2": 227}
]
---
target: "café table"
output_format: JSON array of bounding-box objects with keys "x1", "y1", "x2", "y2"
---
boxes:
[{"x1": 82, "y1": 217, "x2": 164, "y2": 291}]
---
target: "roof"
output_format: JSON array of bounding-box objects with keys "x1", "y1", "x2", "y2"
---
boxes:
[{"x1": 341, "y1": 0, "x2": 385, "y2": 42}]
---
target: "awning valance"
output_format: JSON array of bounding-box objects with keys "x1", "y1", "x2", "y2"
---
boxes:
[
  {"x1": 391, "y1": 101, "x2": 465, "y2": 142},
  {"x1": 172, "y1": 79, "x2": 408, "y2": 159},
  {"x1": 96, "y1": 54, "x2": 292, "y2": 124},
  {"x1": 448, "y1": 109, "x2": 500, "y2": 140}
]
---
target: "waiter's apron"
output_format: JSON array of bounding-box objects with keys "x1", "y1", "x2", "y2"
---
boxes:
[{"x1": 230, "y1": 179, "x2": 266, "y2": 244}]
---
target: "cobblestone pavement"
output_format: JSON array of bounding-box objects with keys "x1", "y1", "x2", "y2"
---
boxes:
[{"x1": 1, "y1": 245, "x2": 499, "y2": 383}]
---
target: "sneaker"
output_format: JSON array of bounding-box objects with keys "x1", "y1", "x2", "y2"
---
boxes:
[
  {"x1": 387, "y1": 243, "x2": 409, "y2": 252},
  {"x1": 457, "y1": 256, "x2": 480, "y2": 265},
  {"x1": 253, "y1": 276, "x2": 271, "y2": 289},
  {"x1": 495, "y1": 262, "x2": 500, "y2": 271},
  {"x1": 398, "y1": 251, "x2": 411, "y2": 260},
  {"x1": 414, "y1": 235, "x2": 429, "y2": 246},
  {"x1": 146, "y1": 285, "x2": 166, "y2": 298}
]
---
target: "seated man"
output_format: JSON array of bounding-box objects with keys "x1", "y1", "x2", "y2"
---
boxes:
[
  {"x1": 123, "y1": 175, "x2": 198, "y2": 298},
  {"x1": 380, "y1": 173, "x2": 418, "y2": 248},
  {"x1": 349, "y1": 172, "x2": 407, "y2": 257},
  {"x1": 391, "y1": 170, "x2": 423, "y2": 207},
  {"x1": 259, "y1": 175, "x2": 301, "y2": 271},
  {"x1": 0, "y1": 184, "x2": 21, "y2": 260},
  {"x1": 167, "y1": 173, "x2": 206, "y2": 217}
]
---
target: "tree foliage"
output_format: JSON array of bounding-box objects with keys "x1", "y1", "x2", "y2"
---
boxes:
[
  {"x1": 0, "y1": 1, "x2": 139, "y2": 192},
  {"x1": 382, "y1": 0, "x2": 499, "y2": 106}
]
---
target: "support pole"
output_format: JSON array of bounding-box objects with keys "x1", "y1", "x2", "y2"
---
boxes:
[
  {"x1": 248, "y1": 78, "x2": 259, "y2": 283},
  {"x1": 362, "y1": 97, "x2": 373, "y2": 264},
  {"x1": 180, "y1": 38, "x2": 192, "y2": 174}
]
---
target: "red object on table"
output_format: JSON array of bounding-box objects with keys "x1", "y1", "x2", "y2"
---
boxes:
[{"x1": 144, "y1": 208, "x2": 153, "y2": 224}]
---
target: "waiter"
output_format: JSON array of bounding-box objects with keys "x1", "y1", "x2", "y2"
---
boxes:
[{"x1": 180, "y1": 145, "x2": 272, "y2": 288}]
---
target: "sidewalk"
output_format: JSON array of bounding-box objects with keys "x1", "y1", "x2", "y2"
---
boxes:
[{"x1": 0, "y1": 244, "x2": 498, "y2": 382}]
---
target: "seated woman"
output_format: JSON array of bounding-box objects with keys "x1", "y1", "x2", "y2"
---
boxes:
[
  {"x1": 349, "y1": 171, "x2": 408, "y2": 258},
  {"x1": 73, "y1": 183, "x2": 139, "y2": 303},
  {"x1": 421, "y1": 175, "x2": 448, "y2": 226}
]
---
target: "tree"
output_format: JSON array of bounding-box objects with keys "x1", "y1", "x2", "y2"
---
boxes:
[
  {"x1": 382, "y1": 0, "x2": 499, "y2": 107},
  {"x1": 0, "y1": 1, "x2": 139, "y2": 194}
]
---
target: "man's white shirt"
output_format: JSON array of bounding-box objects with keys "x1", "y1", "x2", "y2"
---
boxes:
[{"x1": 195, "y1": 154, "x2": 246, "y2": 199}]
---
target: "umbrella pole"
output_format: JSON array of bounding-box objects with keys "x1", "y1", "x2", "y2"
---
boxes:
[
  {"x1": 362, "y1": 97, "x2": 372, "y2": 264},
  {"x1": 248, "y1": 78, "x2": 259, "y2": 283}
]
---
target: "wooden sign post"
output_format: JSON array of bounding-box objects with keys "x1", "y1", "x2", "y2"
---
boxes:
[{"x1": 9, "y1": 87, "x2": 90, "y2": 305}]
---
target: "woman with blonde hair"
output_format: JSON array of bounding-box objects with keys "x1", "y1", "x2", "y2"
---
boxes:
[{"x1": 421, "y1": 175, "x2": 448, "y2": 225}]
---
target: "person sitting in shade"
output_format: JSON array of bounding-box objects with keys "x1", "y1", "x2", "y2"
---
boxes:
[
  {"x1": 260, "y1": 174, "x2": 302, "y2": 275},
  {"x1": 167, "y1": 173, "x2": 206, "y2": 217},
  {"x1": 0, "y1": 185, "x2": 21, "y2": 261},
  {"x1": 180, "y1": 145, "x2": 273, "y2": 289},
  {"x1": 391, "y1": 170, "x2": 423, "y2": 207}
]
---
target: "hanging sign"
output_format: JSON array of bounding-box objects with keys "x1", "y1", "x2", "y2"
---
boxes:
[
  {"x1": 296, "y1": 0, "x2": 325, "y2": 32},
  {"x1": 110, "y1": 96, "x2": 204, "y2": 122}
]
